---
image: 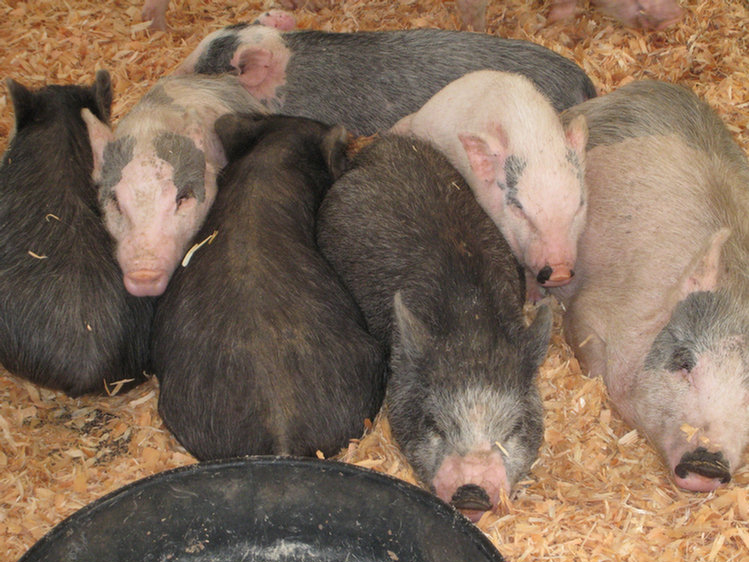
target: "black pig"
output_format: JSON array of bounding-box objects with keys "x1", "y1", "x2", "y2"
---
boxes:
[
  {"x1": 0, "y1": 71, "x2": 153, "y2": 396},
  {"x1": 151, "y1": 114, "x2": 385, "y2": 460},
  {"x1": 317, "y1": 135, "x2": 551, "y2": 521}
]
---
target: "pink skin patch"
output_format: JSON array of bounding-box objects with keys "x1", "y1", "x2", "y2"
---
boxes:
[{"x1": 432, "y1": 449, "x2": 509, "y2": 522}]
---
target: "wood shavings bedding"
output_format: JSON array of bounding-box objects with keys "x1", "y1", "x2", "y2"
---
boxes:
[{"x1": 1, "y1": 1, "x2": 748, "y2": 560}]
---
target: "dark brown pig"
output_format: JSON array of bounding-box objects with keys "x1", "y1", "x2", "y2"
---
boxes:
[
  {"x1": 151, "y1": 114, "x2": 385, "y2": 460},
  {"x1": 554, "y1": 80, "x2": 749, "y2": 492}
]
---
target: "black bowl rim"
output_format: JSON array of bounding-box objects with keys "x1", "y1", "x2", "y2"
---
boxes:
[{"x1": 19, "y1": 455, "x2": 506, "y2": 562}]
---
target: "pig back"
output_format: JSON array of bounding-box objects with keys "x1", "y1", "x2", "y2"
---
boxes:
[
  {"x1": 0, "y1": 81, "x2": 153, "y2": 396},
  {"x1": 151, "y1": 116, "x2": 385, "y2": 461},
  {"x1": 277, "y1": 29, "x2": 596, "y2": 133},
  {"x1": 562, "y1": 80, "x2": 749, "y2": 171},
  {"x1": 317, "y1": 134, "x2": 525, "y2": 347}
]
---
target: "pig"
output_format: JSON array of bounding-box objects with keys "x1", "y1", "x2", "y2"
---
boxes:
[
  {"x1": 548, "y1": 0, "x2": 684, "y2": 30},
  {"x1": 317, "y1": 135, "x2": 552, "y2": 520},
  {"x1": 141, "y1": 2, "x2": 297, "y2": 32},
  {"x1": 454, "y1": 0, "x2": 683, "y2": 31},
  {"x1": 553, "y1": 80, "x2": 749, "y2": 492},
  {"x1": 392, "y1": 70, "x2": 588, "y2": 297},
  {"x1": 82, "y1": 74, "x2": 266, "y2": 297},
  {"x1": 151, "y1": 113, "x2": 386, "y2": 461},
  {"x1": 0, "y1": 71, "x2": 153, "y2": 396},
  {"x1": 175, "y1": 26, "x2": 597, "y2": 135}
]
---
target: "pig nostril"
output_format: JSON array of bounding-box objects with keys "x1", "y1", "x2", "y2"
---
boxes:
[
  {"x1": 536, "y1": 265, "x2": 553, "y2": 284},
  {"x1": 450, "y1": 484, "x2": 493, "y2": 512},
  {"x1": 675, "y1": 447, "x2": 731, "y2": 484}
]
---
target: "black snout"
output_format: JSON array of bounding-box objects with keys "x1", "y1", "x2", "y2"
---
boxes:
[
  {"x1": 675, "y1": 447, "x2": 731, "y2": 484},
  {"x1": 450, "y1": 484, "x2": 492, "y2": 512},
  {"x1": 536, "y1": 266, "x2": 553, "y2": 284}
]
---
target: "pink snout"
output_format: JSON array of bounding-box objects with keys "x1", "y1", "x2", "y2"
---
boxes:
[
  {"x1": 124, "y1": 269, "x2": 171, "y2": 297},
  {"x1": 536, "y1": 263, "x2": 575, "y2": 287},
  {"x1": 432, "y1": 450, "x2": 509, "y2": 522}
]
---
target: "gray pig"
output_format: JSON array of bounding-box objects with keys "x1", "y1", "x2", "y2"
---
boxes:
[
  {"x1": 82, "y1": 74, "x2": 265, "y2": 297},
  {"x1": 175, "y1": 26, "x2": 597, "y2": 135},
  {"x1": 554, "y1": 80, "x2": 749, "y2": 492},
  {"x1": 317, "y1": 135, "x2": 551, "y2": 520},
  {"x1": 151, "y1": 114, "x2": 385, "y2": 460}
]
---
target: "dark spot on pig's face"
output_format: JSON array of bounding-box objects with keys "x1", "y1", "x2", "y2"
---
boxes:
[
  {"x1": 99, "y1": 135, "x2": 135, "y2": 205},
  {"x1": 666, "y1": 346, "x2": 697, "y2": 375},
  {"x1": 195, "y1": 35, "x2": 241, "y2": 75},
  {"x1": 565, "y1": 148, "x2": 585, "y2": 205},
  {"x1": 498, "y1": 155, "x2": 526, "y2": 209},
  {"x1": 153, "y1": 132, "x2": 206, "y2": 204}
]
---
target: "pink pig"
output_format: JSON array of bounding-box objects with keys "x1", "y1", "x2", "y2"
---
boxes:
[{"x1": 392, "y1": 70, "x2": 588, "y2": 296}]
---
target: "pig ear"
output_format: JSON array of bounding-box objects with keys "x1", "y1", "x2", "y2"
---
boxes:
[
  {"x1": 214, "y1": 112, "x2": 267, "y2": 162},
  {"x1": 91, "y1": 69, "x2": 113, "y2": 125},
  {"x1": 390, "y1": 114, "x2": 413, "y2": 135},
  {"x1": 6, "y1": 78, "x2": 35, "y2": 133},
  {"x1": 321, "y1": 124, "x2": 350, "y2": 180},
  {"x1": 677, "y1": 227, "x2": 730, "y2": 299},
  {"x1": 232, "y1": 46, "x2": 274, "y2": 94},
  {"x1": 81, "y1": 108, "x2": 114, "y2": 182},
  {"x1": 523, "y1": 305, "x2": 553, "y2": 373},
  {"x1": 458, "y1": 126, "x2": 509, "y2": 188},
  {"x1": 565, "y1": 114, "x2": 588, "y2": 156},
  {"x1": 392, "y1": 291, "x2": 432, "y2": 361}
]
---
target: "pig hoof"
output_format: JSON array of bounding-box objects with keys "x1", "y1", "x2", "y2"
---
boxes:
[
  {"x1": 675, "y1": 447, "x2": 731, "y2": 490},
  {"x1": 450, "y1": 484, "x2": 493, "y2": 512}
]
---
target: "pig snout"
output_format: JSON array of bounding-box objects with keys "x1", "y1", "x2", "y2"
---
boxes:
[
  {"x1": 673, "y1": 447, "x2": 731, "y2": 492},
  {"x1": 536, "y1": 264, "x2": 575, "y2": 286},
  {"x1": 450, "y1": 483, "x2": 493, "y2": 512},
  {"x1": 432, "y1": 449, "x2": 509, "y2": 522},
  {"x1": 123, "y1": 268, "x2": 171, "y2": 297}
]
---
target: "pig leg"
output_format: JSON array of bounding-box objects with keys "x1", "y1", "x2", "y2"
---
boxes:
[
  {"x1": 142, "y1": 0, "x2": 169, "y2": 30},
  {"x1": 548, "y1": 0, "x2": 580, "y2": 22},
  {"x1": 456, "y1": 0, "x2": 489, "y2": 31},
  {"x1": 253, "y1": 9, "x2": 297, "y2": 31}
]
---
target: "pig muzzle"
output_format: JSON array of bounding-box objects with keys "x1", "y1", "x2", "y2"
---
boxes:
[
  {"x1": 450, "y1": 483, "x2": 493, "y2": 512},
  {"x1": 124, "y1": 269, "x2": 171, "y2": 297},
  {"x1": 674, "y1": 447, "x2": 730, "y2": 492},
  {"x1": 536, "y1": 264, "x2": 575, "y2": 287}
]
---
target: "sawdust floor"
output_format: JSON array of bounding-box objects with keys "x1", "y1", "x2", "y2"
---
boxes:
[{"x1": 1, "y1": 0, "x2": 748, "y2": 560}]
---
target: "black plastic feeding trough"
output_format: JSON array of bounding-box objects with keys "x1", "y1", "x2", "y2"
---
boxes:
[{"x1": 19, "y1": 456, "x2": 506, "y2": 562}]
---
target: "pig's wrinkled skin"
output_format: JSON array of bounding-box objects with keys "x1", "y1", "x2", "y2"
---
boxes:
[
  {"x1": 554, "y1": 80, "x2": 749, "y2": 492},
  {"x1": 0, "y1": 71, "x2": 153, "y2": 396},
  {"x1": 176, "y1": 26, "x2": 597, "y2": 135},
  {"x1": 317, "y1": 135, "x2": 551, "y2": 520},
  {"x1": 83, "y1": 75, "x2": 266, "y2": 297},
  {"x1": 393, "y1": 71, "x2": 588, "y2": 296},
  {"x1": 549, "y1": 0, "x2": 683, "y2": 30},
  {"x1": 152, "y1": 114, "x2": 385, "y2": 460}
]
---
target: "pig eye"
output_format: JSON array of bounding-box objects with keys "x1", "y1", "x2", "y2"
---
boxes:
[
  {"x1": 423, "y1": 414, "x2": 446, "y2": 439},
  {"x1": 176, "y1": 189, "x2": 194, "y2": 208},
  {"x1": 106, "y1": 192, "x2": 121, "y2": 214},
  {"x1": 667, "y1": 347, "x2": 696, "y2": 373}
]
